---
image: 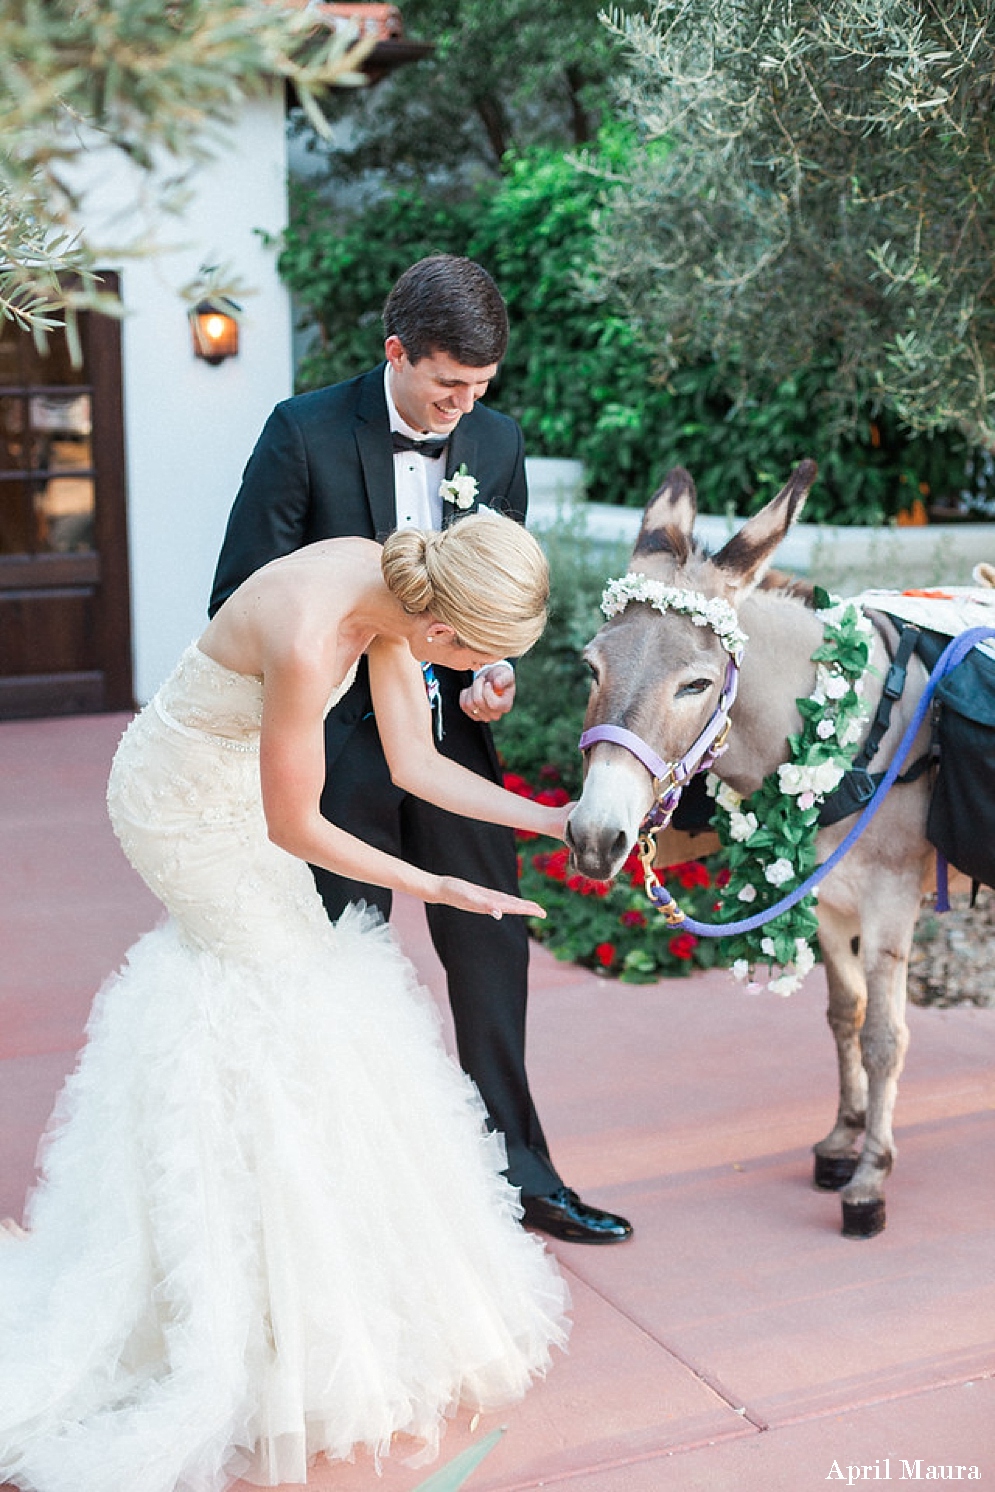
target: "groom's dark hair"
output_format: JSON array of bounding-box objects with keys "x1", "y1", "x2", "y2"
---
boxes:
[{"x1": 383, "y1": 256, "x2": 509, "y2": 368}]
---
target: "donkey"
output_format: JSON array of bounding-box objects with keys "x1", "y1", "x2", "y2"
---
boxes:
[{"x1": 566, "y1": 461, "x2": 940, "y2": 1238}]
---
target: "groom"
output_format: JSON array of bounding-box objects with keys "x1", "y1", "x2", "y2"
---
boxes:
[{"x1": 210, "y1": 255, "x2": 632, "y2": 1245}]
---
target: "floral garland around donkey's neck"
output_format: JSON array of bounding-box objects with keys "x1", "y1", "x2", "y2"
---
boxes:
[{"x1": 705, "y1": 592, "x2": 875, "y2": 996}]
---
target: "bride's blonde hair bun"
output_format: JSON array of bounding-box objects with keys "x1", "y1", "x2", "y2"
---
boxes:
[
  {"x1": 382, "y1": 512, "x2": 549, "y2": 657},
  {"x1": 381, "y1": 529, "x2": 438, "y2": 615}
]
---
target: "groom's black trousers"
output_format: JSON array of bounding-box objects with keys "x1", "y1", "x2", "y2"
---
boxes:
[{"x1": 314, "y1": 662, "x2": 562, "y2": 1201}]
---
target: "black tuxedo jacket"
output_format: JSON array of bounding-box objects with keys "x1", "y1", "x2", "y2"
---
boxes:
[{"x1": 209, "y1": 363, "x2": 529, "y2": 773}]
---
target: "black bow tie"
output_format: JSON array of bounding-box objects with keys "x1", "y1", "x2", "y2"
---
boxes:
[{"x1": 391, "y1": 431, "x2": 449, "y2": 459}]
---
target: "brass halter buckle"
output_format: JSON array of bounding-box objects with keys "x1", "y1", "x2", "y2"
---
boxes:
[
  {"x1": 651, "y1": 766, "x2": 678, "y2": 806},
  {"x1": 637, "y1": 830, "x2": 658, "y2": 887},
  {"x1": 711, "y1": 717, "x2": 732, "y2": 756}
]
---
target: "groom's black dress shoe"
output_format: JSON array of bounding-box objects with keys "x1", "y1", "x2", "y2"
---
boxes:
[{"x1": 522, "y1": 1188, "x2": 632, "y2": 1244}]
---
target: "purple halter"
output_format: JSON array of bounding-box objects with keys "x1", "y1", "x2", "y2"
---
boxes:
[{"x1": 579, "y1": 656, "x2": 740, "y2": 831}]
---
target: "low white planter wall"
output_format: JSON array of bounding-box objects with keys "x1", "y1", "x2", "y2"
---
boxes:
[{"x1": 524, "y1": 457, "x2": 586, "y2": 507}]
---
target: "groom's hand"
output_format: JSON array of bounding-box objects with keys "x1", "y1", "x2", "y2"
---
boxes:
[{"x1": 460, "y1": 662, "x2": 515, "y2": 723}]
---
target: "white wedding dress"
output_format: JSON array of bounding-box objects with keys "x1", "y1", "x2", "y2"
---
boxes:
[{"x1": 0, "y1": 644, "x2": 569, "y2": 1492}]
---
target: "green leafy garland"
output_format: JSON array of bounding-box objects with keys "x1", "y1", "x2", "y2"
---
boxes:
[{"x1": 704, "y1": 592, "x2": 875, "y2": 994}]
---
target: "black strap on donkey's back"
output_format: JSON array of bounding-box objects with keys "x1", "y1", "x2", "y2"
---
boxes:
[
  {"x1": 819, "y1": 620, "x2": 932, "y2": 828},
  {"x1": 914, "y1": 625, "x2": 995, "y2": 899}
]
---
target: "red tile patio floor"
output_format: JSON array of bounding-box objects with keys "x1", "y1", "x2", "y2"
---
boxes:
[{"x1": 1, "y1": 712, "x2": 993, "y2": 1491}]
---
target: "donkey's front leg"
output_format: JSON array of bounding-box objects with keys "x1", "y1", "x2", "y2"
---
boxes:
[
  {"x1": 812, "y1": 904, "x2": 868, "y2": 1191},
  {"x1": 836, "y1": 895, "x2": 919, "y2": 1239}
]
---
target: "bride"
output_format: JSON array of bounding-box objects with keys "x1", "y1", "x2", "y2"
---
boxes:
[{"x1": 0, "y1": 513, "x2": 571, "y2": 1492}]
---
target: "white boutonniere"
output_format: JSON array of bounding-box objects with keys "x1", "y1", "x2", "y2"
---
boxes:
[{"x1": 439, "y1": 464, "x2": 478, "y2": 510}]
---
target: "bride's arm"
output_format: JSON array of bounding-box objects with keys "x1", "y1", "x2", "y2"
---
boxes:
[
  {"x1": 367, "y1": 636, "x2": 571, "y2": 839},
  {"x1": 257, "y1": 646, "x2": 551, "y2": 917}
]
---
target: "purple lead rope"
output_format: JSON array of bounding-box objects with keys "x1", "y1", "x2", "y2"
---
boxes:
[{"x1": 648, "y1": 625, "x2": 995, "y2": 937}]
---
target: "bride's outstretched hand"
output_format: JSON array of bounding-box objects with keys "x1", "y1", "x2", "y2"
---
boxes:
[{"x1": 434, "y1": 876, "x2": 546, "y2": 920}]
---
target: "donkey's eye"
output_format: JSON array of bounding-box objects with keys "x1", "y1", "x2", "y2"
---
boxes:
[
  {"x1": 676, "y1": 677, "x2": 712, "y2": 699},
  {"x1": 584, "y1": 658, "x2": 601, "y2": 684}
]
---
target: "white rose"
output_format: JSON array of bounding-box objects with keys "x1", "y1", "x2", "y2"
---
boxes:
[
  {"x1": 729, "y1": 810, "x2": 758, "y2": 843},
  {"x1": 777, "y1": 763, "x2": 806, "y2": 795},
  {"x1": 811, "y1": 760, "x2": 845, "y2": 795},
  {"x1": 765, "y1": 857, "x2": 794, "y2": 886},
  {"x1": 824, "y1": 672, "x2": 848, "y2": 700},
  {"x1": 449, "y1": 474, "x2": 477, "y2": 508},
  {"x1": 715, "y1": 780, "x2": 743, "y2": 813},
  {"x1": 761, "y1": 936, "x2": 777, "y2": 957},
  {"x1": 816, "y1": 718, "x2": 835, "y2": 740},
  {"x1": 794, "y1": 939, "x2": 816, "y2": 976},
  {"x1": 768, "y1": 971, "x2": 801, "y2": 997},
  {"x1": 440, "y1": 467, "x2": 479, "y2": 510},
  {"x1": 736, "y1": 883, "x2": 758, "y2": 903},
  {"x1": 731, "y1": 959, "x2": 750, "y2": 981}
]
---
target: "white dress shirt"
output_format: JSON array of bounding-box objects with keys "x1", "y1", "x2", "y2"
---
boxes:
[
  {"x1": 383, "y1": 367, "x2": 510, "y2": 686},
  {"x1": 385, "y1": 366, "x2": 446, "y2": 531}
]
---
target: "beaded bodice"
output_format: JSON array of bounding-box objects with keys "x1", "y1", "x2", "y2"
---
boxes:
[
  {"x1": 105, "y1": 644, "x2": 359, "y2": 957},
  {"x1": 153, "y1": 643, "x2": 358, "y2": 750},
  {"x1": 155, "y1": 644, "x2": 264, "y2": 748}
]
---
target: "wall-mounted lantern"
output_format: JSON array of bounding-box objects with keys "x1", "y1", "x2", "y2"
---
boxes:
[{"x1": 189, "y1": 297, "x2": 241, "y2": 365}]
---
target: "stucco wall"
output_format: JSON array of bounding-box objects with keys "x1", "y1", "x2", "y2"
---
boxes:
[{"x1": 71, "y1": 92, "x2": 293, "y2": 703}]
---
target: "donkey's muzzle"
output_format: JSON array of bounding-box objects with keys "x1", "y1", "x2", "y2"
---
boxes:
[{"x1": 564, "y1": 814, "x2": 631, "y2": 882}]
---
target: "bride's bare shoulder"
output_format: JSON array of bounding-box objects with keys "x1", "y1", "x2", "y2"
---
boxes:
[
  {"x1": 250, "y1": 536, "x2": 380, "y2": 584},
  {"x1": 298, "y1": 536, "x2": 381, "y2": 565}
]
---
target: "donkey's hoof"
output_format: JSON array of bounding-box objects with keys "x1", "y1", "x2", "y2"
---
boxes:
[
  {"x1": 813, "y1": 1154, "x2": 859, "y2": 1191},
  {"x1": 841, "y1": 1198, "x2": 886, "y2": 1239}
]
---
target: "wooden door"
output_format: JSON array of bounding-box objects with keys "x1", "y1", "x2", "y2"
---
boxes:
[{"x1": 0, "y1": 277, "x2": 133, "y2": 719}]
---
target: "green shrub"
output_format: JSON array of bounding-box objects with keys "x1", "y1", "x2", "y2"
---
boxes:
[
  {"x1": 277, "y1": 127, "x2": 986, "y2": 522},
  {"x1": 275, "y1": 185, "x2": 478, "y2": 392},
  {"x1": 658, "y1": 360, "x2": 981, "y2": 524}
]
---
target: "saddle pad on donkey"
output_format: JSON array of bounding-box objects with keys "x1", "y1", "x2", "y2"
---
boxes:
[{"x1": 855, "y1": 586, "x2": 995, "y2": 661}]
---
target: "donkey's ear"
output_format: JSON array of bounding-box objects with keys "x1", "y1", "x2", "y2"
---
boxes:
[
  {"x1": 631, "y1": 467, "x2": 698, "y2": 565},
  {"x1": 713, "y1": 460, "x2": 817, "y2": 596}
]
